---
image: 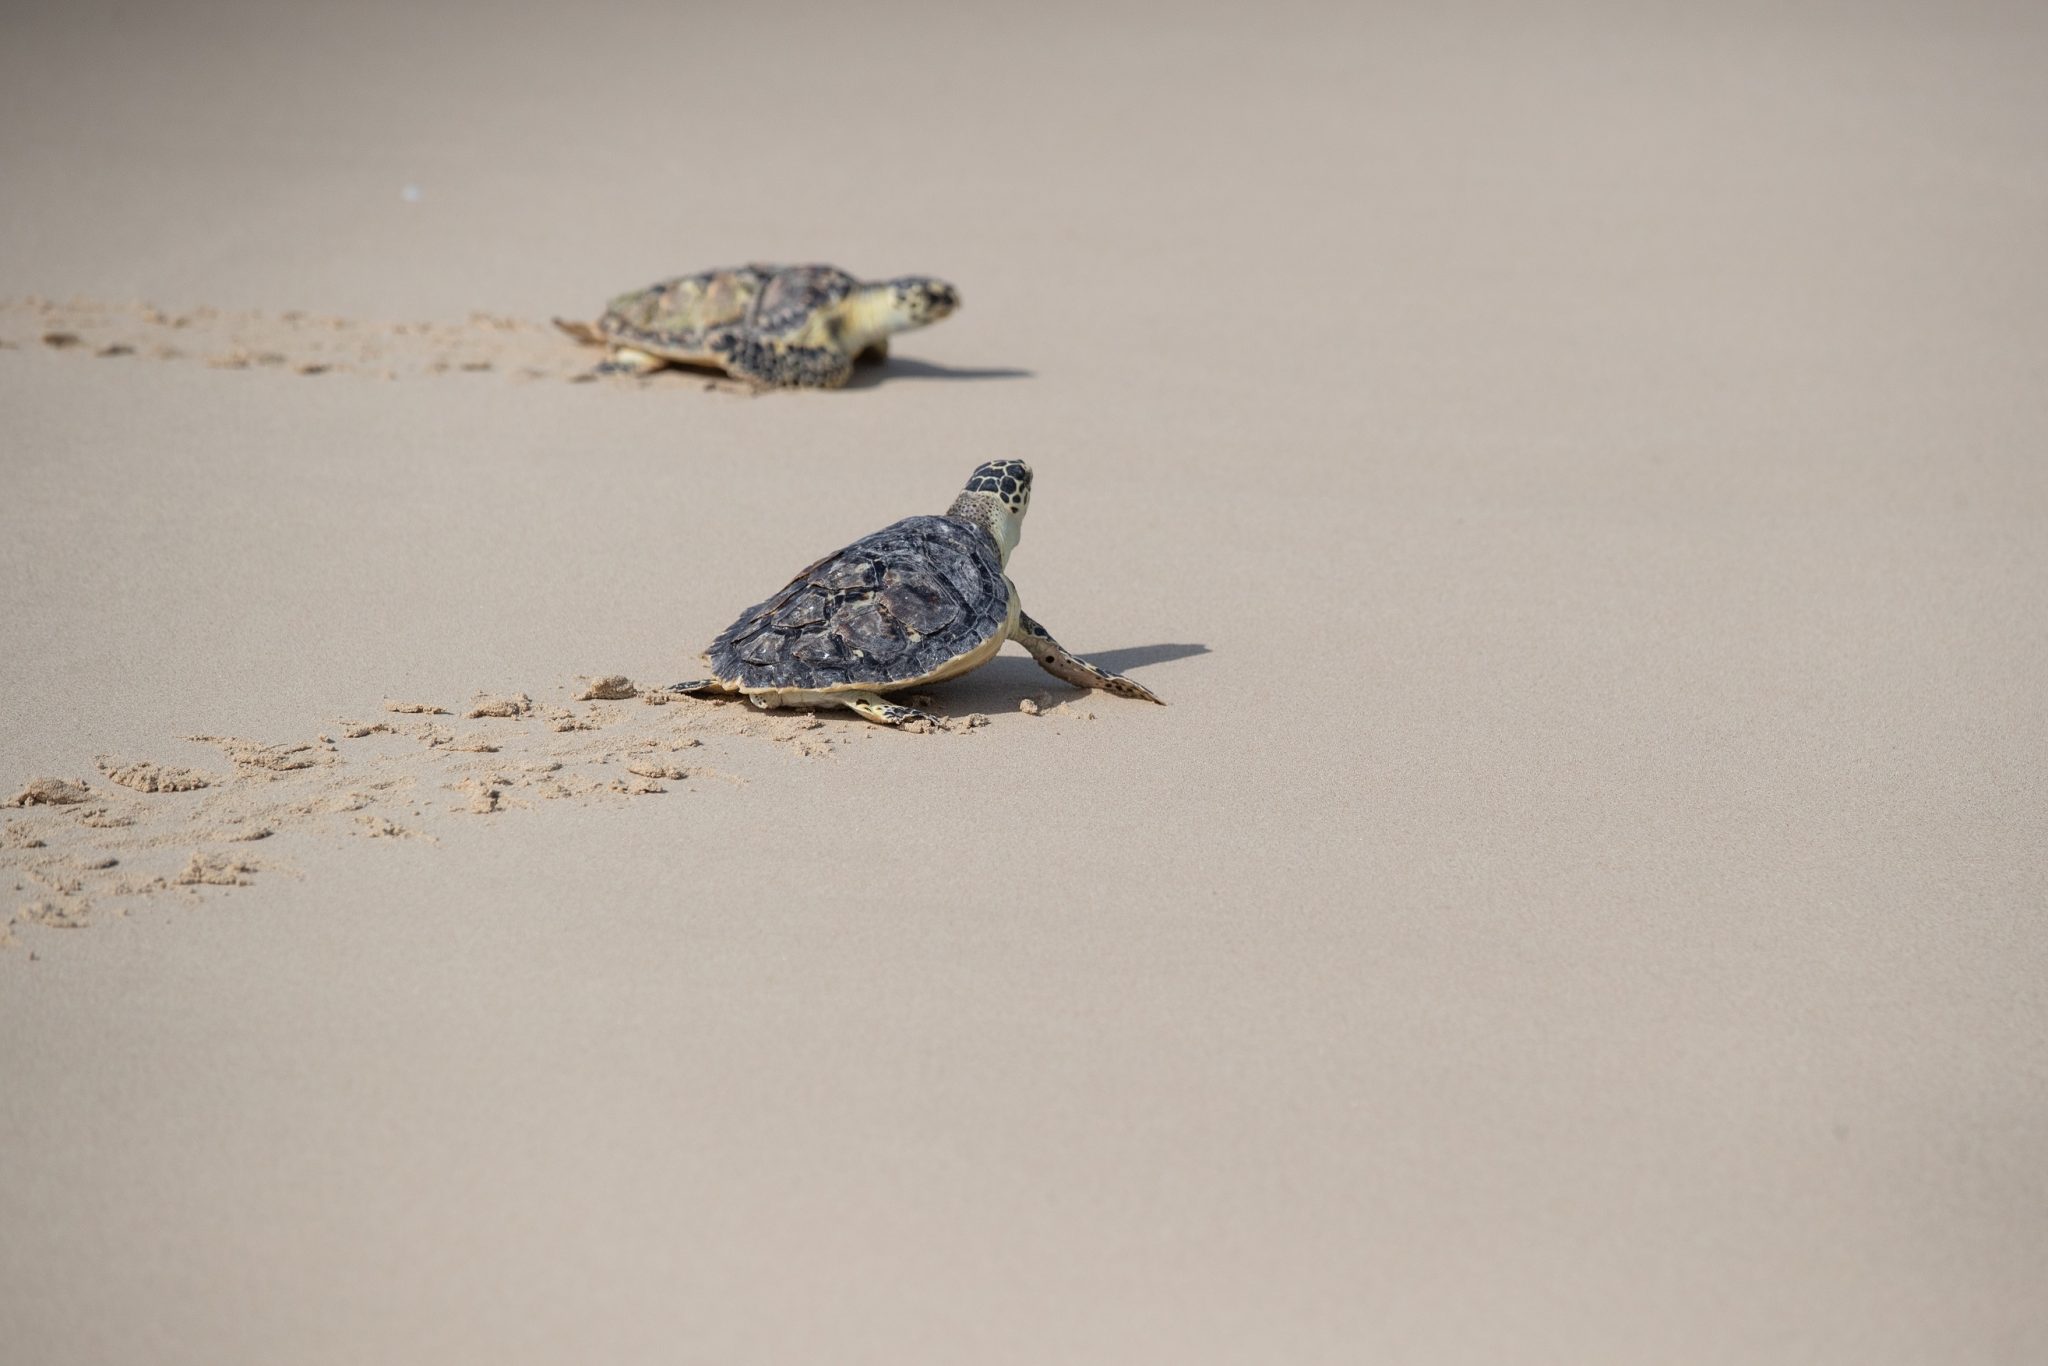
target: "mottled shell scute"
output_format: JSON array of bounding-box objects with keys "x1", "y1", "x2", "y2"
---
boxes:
[
  {"x1": 709, "y1": 516, "x2": 1010, "y2": 692},
  {"x1": 745, "y1": 265, "x2": 858, "y2": 340},
  {"x1": 596, "y1": 264, "x2": 774, "y2": 356}
]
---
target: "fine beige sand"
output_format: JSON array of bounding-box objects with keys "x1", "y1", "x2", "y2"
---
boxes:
[{"x1": 3, "y1": 2, "x2": 2045, "y2": 1362}]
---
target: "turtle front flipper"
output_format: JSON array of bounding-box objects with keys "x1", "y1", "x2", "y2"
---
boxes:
[{"x1": 1011, "y1": 612, "x2": 1164, "y2": 704}]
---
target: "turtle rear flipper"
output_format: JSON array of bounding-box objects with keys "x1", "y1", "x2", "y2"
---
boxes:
[
  {"x1": 838, "y1": 692, "x2": 934, "y2": 727},
  {"x1": 592, "y1": 346, "x2": 669, "y2": 377},
  {"x1": 553, "y1": 317, "x2": 604, "y2": 345}
]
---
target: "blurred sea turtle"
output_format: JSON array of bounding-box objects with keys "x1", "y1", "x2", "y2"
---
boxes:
[
  {"x1": 554, "y1": 263, "x2": 958, "y2": 388},
  {"x1": 667, "y1": 461, "x2": 1164, "y2": 726}
]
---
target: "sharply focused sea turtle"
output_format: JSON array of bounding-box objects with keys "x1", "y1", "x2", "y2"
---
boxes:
[
  {"x1": 668, "y1": 461, "x2": 1164, "y2": 726},
  {"x1": 554, "y1": 263, "x2": 958, "y2": 387}
]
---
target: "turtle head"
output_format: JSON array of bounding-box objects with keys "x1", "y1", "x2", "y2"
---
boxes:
[
  {"x1": 945, "y1": 459, "x2": 1032, "y2": 565},
  {"x1": 884, "y1": 276, "x2": 959, "y2": 328}
]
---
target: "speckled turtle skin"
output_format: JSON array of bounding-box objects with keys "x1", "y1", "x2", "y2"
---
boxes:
[
  {"x1": 559, "y1": 263, "x2": 958, "y2": 388},
  {"x1": 708, "y1": 515, "x2": 1010, "y2": 692}
]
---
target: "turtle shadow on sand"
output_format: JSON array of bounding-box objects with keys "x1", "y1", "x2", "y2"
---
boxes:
[
  {"x1": 624, "y1": 354, "x2": 1033, "y2": 392},
  {"x1": 1069, "y1": 642, "x2": 1209, "y2": 675},
  {"x1": 911, "y1": 645, "x2": 1208, "y2": 722},
  {"x1": 840, "y1": 357, "x2": 1035, "y2": 390}
]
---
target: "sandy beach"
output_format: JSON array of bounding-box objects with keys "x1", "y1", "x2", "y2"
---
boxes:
[{"x1": 4, "y1": 2, "x2": 2045, "y2": 1361}]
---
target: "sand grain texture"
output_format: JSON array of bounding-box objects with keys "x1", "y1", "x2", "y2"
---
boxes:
[
  {"x1": 0, "y1": 298, "x2": 618, "y2": 387},
  {"x1": 2, "y1": 678, "x2": 922, "y2": 934},
  {"x1": 3, "y1": 2, "x2": 2046, "y2": 1365}
]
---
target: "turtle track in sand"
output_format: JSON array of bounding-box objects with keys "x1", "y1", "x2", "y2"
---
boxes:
[
  {"x1": 0, "y1": 296, "x2": 756, "y2": 390},
  {"x1": 0, "y1": 675, "x2": 1024, "y2": 955}
]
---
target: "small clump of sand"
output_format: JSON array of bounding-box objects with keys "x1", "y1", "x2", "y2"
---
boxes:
[
  {"x1": 190, "y1": 736, "x2": 332, "y2": 773},
  {"x1": 174, "y1": 852, "x2": 260, "y2": 886},
  {"x1": 624, "y1": 758, "x2": 693, "y2": 781},
  {"x1": 467, "y1": 693, "x2": 532, "y2": 719},
  {"x1": 97, "y1": 758, "x2": 214, "y2": 793},
  {"x1": 8, "y1": 777, "x2": 91, "y2": 807}
]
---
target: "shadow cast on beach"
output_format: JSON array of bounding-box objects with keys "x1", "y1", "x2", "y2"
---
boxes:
[
  {"x1": 842, "y1": 357, "x2": 1034, "y2": 389},
  {"x1": 616, "y1": 355, "x2": 1030, "y2": 392},
  {"x1": 917, "y1": 643, "x2": 1210, "y2": 720},
  {"x1": 1074, "y1": 642, "x2": 1209, "y2": 674}
]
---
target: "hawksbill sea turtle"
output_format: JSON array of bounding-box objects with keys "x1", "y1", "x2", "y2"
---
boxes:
[
  {"x1": 554, "y1": 263, "x2": 957, "y2": 388},
  {"x1": 667, "y1": 461, "x2": 1164, "y2": 726}
]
